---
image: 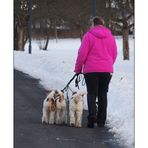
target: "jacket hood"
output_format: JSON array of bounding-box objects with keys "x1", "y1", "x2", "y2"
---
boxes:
[{"x1": 89, "y1": 25, "x2": 112, "y2": 39}]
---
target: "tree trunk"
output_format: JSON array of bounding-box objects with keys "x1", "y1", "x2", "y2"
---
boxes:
[
  {"x1": 80, "y1": 27, "x2": 84, "y2": 41},
  {"x1": 43, "y1": 34, "x2": 50, "y2": 50},
  {"x1": 17, "y1": 27, "x2": 25, "y2": 51},
  {"x1": 78, "y1": 23, "x2": 84, "y2": 41},
  {"x1": 122, "y1": 28, "x2": 129, "y2": 60},
  {"x1": 14, "y1": 27, "x2": 18, "y2": 50},
  {"x1": 54, "y1": 19, "x2": 58, "y2": 42},
  {"x1": 43, "y1": 19, "x2": 53, "y2": 50}
]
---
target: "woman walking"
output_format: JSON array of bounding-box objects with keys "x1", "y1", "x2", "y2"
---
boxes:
[{"x1": 74, "y1": 17, "x2": 117, "y2": 128}]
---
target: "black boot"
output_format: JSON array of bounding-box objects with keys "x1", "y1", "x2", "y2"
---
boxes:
[
  {"x1": 97, "y1": 122, "x2": 105, "y2": 127},
  {"x1": 87, "y1": 116, "x2": 96, "y2": 128}
]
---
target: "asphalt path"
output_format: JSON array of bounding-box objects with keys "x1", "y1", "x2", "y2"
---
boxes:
[{"x1": 14, "y1": 70, "x2": 123, "y2": 148}]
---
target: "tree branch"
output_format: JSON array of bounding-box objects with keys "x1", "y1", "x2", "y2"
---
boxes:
[{"x1": 129, "y1": 23, "x2": 134, "y2": 29}]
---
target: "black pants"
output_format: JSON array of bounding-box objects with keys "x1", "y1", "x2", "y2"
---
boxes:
[{"x1": 84, "y1": 72, "x2": 112, "y2": 124}]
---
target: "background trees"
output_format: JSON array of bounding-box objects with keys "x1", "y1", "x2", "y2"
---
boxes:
[
  {"x1": 106, "y1": 0, "x2": 134, "y2": 60},
  {"x1": 14, "y1": 0, "x2": 134, "y2": 60}
]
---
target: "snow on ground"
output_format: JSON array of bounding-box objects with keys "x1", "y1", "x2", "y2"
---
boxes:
[{"x1": 14, "y1": 37, "x2": 134, "y2": 148}]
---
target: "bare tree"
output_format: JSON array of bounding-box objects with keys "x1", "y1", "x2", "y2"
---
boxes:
[
  {"x1": 14, "y1": 0, "x2": 49, "y2": 51},
  {"x1": 106, "y1": 0, "x2": 134, "y2": 60},
  {"x1": 14, "y1": 0, "x2": 29, "y2": 51},
  {"x1": 56, "y1": 0, "x2": 91, "y2": 40},
  {"x1": 33, "y1": 0, "x2": 63, "y2": 50}
]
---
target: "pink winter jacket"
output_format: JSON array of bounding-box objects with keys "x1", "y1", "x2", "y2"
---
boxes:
[{"x1": 74, "y1": 25, "x2": 117, "y2": 73}]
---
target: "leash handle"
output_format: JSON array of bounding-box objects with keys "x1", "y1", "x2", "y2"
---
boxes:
[
  {"x1": 75, "y1": 74, "x2": 80, "y2": 89},
  {"x1": 75, "y1": 73, "x2": 85, "y2": 89}
]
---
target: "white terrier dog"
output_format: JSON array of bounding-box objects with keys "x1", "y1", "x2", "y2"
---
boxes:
[
  {"x1": 55, "y1": 90, "x2": 67, "y2": 125},
  {"x1": 42, "y1": 90, "x2": 56, "y2": 124},
  {"x1": 69, "y1": 90, "x2": 87, "y2": 127}
]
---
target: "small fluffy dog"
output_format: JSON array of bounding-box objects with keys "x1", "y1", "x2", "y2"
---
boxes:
[
  {"x1": 42, "y1": 90, "x2": 56, "y2": 124},
  {"x1": 55, "y1": 90, "x2": 67, "y2": 125},
  {"x1": 42, "y1": 90, "x2": 67, "y2": 125},
  {"x1": 69, "y1": 91, "x2": 87, "y2": 127}
]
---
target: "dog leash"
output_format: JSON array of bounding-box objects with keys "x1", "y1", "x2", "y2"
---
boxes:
[
  {"x1": 61, "y1": 73, "x2": 80, "y2": 92},
  {"x1": 61, "y1": 73, "x2": 85, "y2": 101},
  {"x1": 61, "y1": 74, "x2": 76, "y2": 92}
]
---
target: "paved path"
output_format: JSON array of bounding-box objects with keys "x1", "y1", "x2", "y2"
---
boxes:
[{"x1": 14, "y1": 70, "x2": 123, "y2": 148}]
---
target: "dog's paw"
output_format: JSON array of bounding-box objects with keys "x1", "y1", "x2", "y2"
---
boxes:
[
  {"x1": 42, "y1": 117, "x2": 48, "y2": 124},
  {"x1": 75, "y1": 125, "x2": 82, "y2": 128},
  {"x1": 49, "y1": 122, "x2": 54, "y2": 125},
  {"x1": 70, "y1": 123, "x2": 75, "y2": 127},
  {"x1": 42, "y1": 120, "x2": 48, "y2": 124}
]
